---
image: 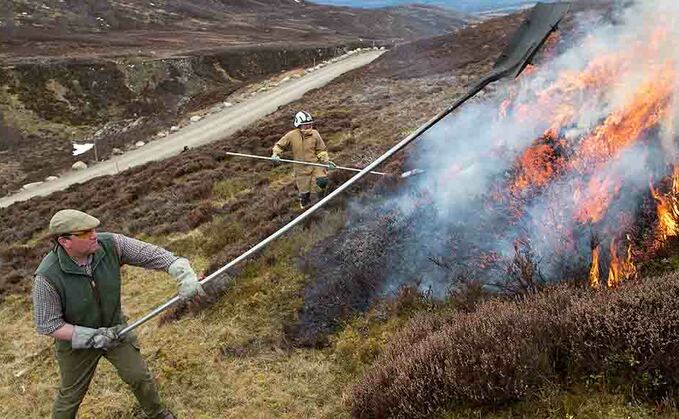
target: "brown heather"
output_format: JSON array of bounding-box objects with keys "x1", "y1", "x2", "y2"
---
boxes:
[{"x1": 350, "y1": 273, "x2": 679, "y2": 418}]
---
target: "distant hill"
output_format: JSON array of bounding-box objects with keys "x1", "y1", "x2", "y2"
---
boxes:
[
  {"x1": 0, "y1": 0, "x2": 470, "y2": 61},
  {"x1": 311, "y1": 0, "x2": 540, "y2": 13},
  {"x1": 0, "y1": 0, "x2": 468, "y2": 39}
]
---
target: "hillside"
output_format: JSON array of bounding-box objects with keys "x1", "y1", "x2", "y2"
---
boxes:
[
  {"x1": 0, "y1": 8, "x2": 527, "y2": 298},
  {"x1": 0, "y1": 0, "x2": 469, "y2": 200},
  {"x1": 0, "y1": 0, "x2": 469, "y2": 63},
  {"x1": 314, "y1": 0, "x2": 534, "y2": 13},
  {"x1": 0, "y1": 10, "x2": 527, "y2": 417},
  {"x1": 3, "y1": 1, "x2": 679, "y2": 418}
]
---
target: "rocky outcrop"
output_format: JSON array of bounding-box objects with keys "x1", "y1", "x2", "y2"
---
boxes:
[
  {"x1": 0, "y1": 43, "x2": 362, "y2": 195},
  {"x1": 0, "y1": 45, "x2": 355, "y2": 127}
]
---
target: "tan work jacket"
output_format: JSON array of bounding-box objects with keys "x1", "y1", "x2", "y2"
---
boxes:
[{"x1": 273, "y1": 129, "x2": 330, "y2": 193}]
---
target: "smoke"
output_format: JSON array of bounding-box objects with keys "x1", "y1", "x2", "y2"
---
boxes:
[
  {"x1": 288, "y1": 0, "x2": 679, "y2": 346},
  {"x1": 378, "y1": 0, "x2": 679, "y2": 293}
]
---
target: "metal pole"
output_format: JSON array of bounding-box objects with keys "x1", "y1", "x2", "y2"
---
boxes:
[
  {"x1": 119, "y1": 2, "x2": 571, "y2": 337},
  {"x1": 118, "y1": 72, "x2": 502, "y2": 338},
  {"x1": 225, "y1": 151, "x2": 387, "y2": 176}
]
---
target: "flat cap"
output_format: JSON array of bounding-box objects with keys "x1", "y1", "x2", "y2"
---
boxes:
[{"x1": 49, "y1": 209, "x2": 100, "y2": 236}]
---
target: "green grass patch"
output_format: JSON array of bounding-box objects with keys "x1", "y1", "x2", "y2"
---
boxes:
[
  {"x1": 0, "y1": 87, "x2": 88, "y2": 138},
  {"x1": 211, "y1": 178, "x2": 250, "y2": 204},
  {"x1": 638, "y1": 255, "x2": 679, "y2": 277}
]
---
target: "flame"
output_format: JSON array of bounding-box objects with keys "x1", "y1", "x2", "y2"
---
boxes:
[
  {"x1": 521, "y1": 64, "x2": 537, "y2": 78},
  {"x1": 504, "y1": 49, "x2": 675, "y2": 249},
  {"x1": 505, "y1": 57, "x2": 674, "y2": 201},
  {"x1": 512, "y1": 143, "x2": 558, "y2": 193},
  {"x1": 607, "y1": 237, "x2": 637, "y2": 287},
  {"x1": 499, "y1": 98, "x2": 512, "y2": 119},
  {"x1": 438, "y1": 17, "x2": 679, "y2": 288},
  {"x1": 651, "y1": 166, "x2": 679, "y2": 242},
  {"x1": 574, "y1": 175, "x2": 622, "y2": 224},
  {"x1": 589, "y1": 245, "x2": 601, "y2": 288},
  {"x1": 572, "y1": 64, "x2": 674, "y2": 172},
  {"x1": 589, "y1": 238, "x2": 637, "y2": 290}
]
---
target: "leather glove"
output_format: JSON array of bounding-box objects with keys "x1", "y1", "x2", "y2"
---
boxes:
[
  {"x1": 71, "y1": 325, "x2": 120, "y2": 350},
  {"x1": 168, "y1": 258, "x2": 207, "y2": 301},
  {"x1": 326, "y1": 161, "x2": 337, "y2": 170},
  {"x1": 271, "y1": 154, "x2": 281, "y2": 165}
]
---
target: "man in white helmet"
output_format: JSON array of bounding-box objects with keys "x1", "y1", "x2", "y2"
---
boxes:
[{"x1": 271, "y1": 111, "x2": 336, "y2": 209}]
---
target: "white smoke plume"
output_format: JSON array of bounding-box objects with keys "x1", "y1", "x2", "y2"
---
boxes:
[{"x1": 378, "y1": 0, "x2": 679, "y2": 293}]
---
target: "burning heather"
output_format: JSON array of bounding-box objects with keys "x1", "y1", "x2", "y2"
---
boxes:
[
  {"x1": 393, "y1": 0, "x2": 679, "y2": 290},
  {"x1": 291, "y1": 1, "x2": 679, "y2": 345}
]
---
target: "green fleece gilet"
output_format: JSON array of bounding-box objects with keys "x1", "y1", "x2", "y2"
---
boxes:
[{"x1": 35, "y1": 233, "x2": 122, "y2": 351}]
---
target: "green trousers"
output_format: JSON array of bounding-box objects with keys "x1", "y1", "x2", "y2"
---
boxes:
[{"x1": 52, "y1": 342, "x2": 164, "y2": 419}]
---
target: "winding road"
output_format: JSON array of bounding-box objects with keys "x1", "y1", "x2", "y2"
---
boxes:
[{"x1": 0, "y1": 50, "x2": 383, "y2": 208}]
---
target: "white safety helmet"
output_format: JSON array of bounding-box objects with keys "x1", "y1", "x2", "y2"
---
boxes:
[{"x1": 293, "y1": 111, "x2": 314, "y2": 128}]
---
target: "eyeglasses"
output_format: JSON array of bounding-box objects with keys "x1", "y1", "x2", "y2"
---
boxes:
[{"x1": 66, "y1": 229, "x2": 96, "y2": 239}]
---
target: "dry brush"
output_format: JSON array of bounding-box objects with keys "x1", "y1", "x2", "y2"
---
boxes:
[{"x1": 350, "y1": 274, "x2": 679, "y2": 417}]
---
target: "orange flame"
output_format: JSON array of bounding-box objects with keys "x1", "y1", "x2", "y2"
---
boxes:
[
  {"x1": 574, "y1": 175, "x2": 621, "y2": 224},
  {"x1": 572, "y1": 63, "x2": 674, "y2": 173},
  {"x1": 607, "y1": 237, "x2": 637, "y2": 288},
  {"x1": 650, "y1": 166, "x2": 679, "y2": 242},
  {"x1": 512, "y1": 143, "x2": 558, "y2": 193},
  {"x1": 589, "y1": 245, "x2": 601, "y2": 289},
  {"x1": 488, "y1": 25, "x2": 677, "y2": 287},
  {"x1": 499, "y1": 98, "x2": 512, "y2": 119}
]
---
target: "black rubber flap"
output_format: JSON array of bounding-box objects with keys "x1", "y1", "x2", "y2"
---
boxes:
[{"x1": 494, "y1": 2, "x2": 571, "y2": 78}]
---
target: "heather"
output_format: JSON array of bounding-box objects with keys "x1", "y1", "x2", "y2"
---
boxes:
[{"x1": 351, "y1": 274, "x2": 679, "y2": 417}]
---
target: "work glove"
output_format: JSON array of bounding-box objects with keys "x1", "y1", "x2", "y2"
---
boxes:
[
  {"x1": 168, "y1": 258, "x2": 207, "y2": 301},
  {"x1": 326, "y1": 161, "x2": 337, "y2": 170},
  {"x1": 71, "y1": 325, "x2": 120, "y2": 350},
  {"x1": 111, "y1": 324, "x2": 138, "y2": 346},
  {"x1": 271, "y1": 154, "x2": 281, "y2": 165}
]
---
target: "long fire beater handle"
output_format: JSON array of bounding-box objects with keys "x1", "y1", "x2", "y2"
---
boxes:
[
  {"x1": 119, "y1": 2, "x2": 570, "y2": 338},
  {"x1": 119, "y1": 73, "x2": 530, "y2": 337},
  {"x1": 225, "y1": 151, "x2": 387, "y2": 176}
]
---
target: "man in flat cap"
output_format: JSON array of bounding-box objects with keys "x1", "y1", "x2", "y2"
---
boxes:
[{"x1": 32, "y1": 209, "x2": 205, "y2": 419}]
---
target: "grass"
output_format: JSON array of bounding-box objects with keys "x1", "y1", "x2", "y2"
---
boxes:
[
  {"x1": 0, "y1": 86, "x2": 87, "y2": 139},
  {"x1": 3, "y1": 173, "x2": 678, "y2": 416},
  {"x1": 0, "y1": 294, "x2": 56, "y2": 418},
  {"x1": 0, "y1": 210, "x2": 357, "y2": 418},
  {"x1": 3, "y1": 284, "x2": 672, "y2": 419},
  {"x1": 4, "y1": 36, "x2": 679, "y2": 417},
  {"x1": 4, "y1": 237, "x2": 679, "y2": 417},
  {"x1": 638, "y1": 251, "x2": 679, "y2": 278},
  {"x1": 211, "y1": 178, "x2": 250, "y2": 206}
]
